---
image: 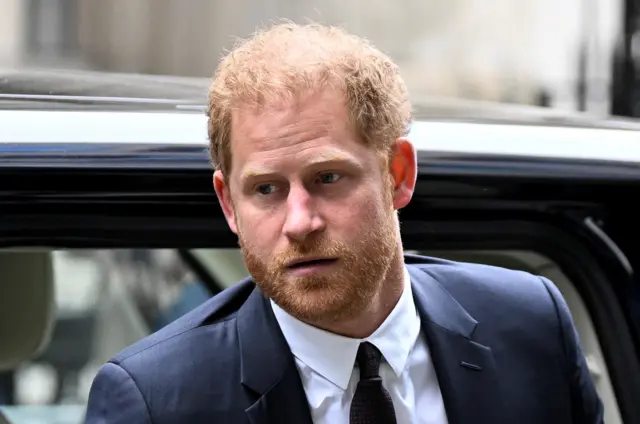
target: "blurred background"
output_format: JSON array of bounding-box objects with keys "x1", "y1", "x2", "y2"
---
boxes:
[{"x1": 0, "y1": 0, "x2": 639, "y2": 117}]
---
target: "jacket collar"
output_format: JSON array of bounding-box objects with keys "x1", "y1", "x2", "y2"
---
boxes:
[{"x1": 236, "y1": 285, "x2": 313, "y2": 424}]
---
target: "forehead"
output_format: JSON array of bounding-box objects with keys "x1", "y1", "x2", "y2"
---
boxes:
[{"x1": 228, "y1": 90, "x2": 367, "y2": 176}]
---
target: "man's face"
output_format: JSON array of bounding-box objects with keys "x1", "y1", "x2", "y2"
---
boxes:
[{"x1": 214, "y1": 89, "x2": 406, "y2": 324}]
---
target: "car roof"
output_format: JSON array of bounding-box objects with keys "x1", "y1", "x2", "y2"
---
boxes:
[
  {"x1": 3, "y1": 66, "x2": 640, "y2": 126},
  {"x1": 0, "y1": 67, "x2": 206, "y2": 104},
  {"x1": 1, "y1": 68, "x2": 640, "y2": 166}
]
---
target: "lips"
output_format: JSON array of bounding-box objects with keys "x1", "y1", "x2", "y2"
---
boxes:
[{"x1": 287, "y1": 257, "x2": 338, "y2": 269}]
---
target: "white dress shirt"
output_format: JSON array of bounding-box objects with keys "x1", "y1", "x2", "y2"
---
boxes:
[{"x1": 271, "y1": 267, "x2": 449, "y2": 424}]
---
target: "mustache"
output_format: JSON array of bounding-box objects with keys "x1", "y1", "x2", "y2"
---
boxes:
[
  {"x1": 276, "y1": 238, "x2": 342, "y2": 260},
  {"x1": 237, "y1": 231, "x2": 353, "y2": 269},
  {"x1": 264, "y1": 239, "x2": 350, "y2": 270},
  {"x1": 239, "y1": 235, "x2": 331, "y2": 252}
]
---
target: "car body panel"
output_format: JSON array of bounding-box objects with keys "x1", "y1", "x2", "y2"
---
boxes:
[{"x1": 1, "y1": 108, "x2": 640, "y2": 159}]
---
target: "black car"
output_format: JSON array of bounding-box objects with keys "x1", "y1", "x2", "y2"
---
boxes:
[{"x1": 0, "y1": 69, "x2": 639, "y2": 424}]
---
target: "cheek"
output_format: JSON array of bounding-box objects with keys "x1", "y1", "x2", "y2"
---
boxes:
[
  {"x1": 236, "y1": 208, "x2": 282, "y2": 249},
  {"x1": 324, "y1": 189, "x2": 385, "y2": 236}
]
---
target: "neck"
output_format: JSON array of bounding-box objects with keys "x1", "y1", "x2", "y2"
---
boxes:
[{"x1": 313, "y1": 248, "x2": 405, "y2": 339}]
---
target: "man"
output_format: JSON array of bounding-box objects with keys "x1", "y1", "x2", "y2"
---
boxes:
[{"x1": 85, "y1": 23, "x2": 603, "y2": 424}]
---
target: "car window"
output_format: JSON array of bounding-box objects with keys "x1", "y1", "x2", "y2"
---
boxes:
[{"x1": 4, "y1": 249, "x2": 210, "y2": 409}]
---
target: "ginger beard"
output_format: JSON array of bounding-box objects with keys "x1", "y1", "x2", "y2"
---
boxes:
[{"x1": 237, "y1": 181, "x2": 399, "y2": 324}]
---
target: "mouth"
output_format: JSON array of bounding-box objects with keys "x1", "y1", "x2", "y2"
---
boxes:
[{"x1": 286, "y1": 257, "x2": 339, "y2": 269}]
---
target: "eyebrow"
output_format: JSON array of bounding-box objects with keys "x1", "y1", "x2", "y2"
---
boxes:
[{"x1": 240, "y1": 151, "x2": 358, "y2": 181}]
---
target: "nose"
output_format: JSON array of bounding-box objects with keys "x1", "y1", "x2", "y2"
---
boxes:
[{"x1": 282, "y1": 184, "x2": 325, "y2": 242}]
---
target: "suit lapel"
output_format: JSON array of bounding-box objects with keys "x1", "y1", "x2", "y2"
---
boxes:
[
  {"x1": 237, "y1": 286, "x2": 313, "y2": 424},
  {"x1": 244, "y1": 364, "x2": 314, "y2": 424},
  {"x1": 408, "y1": 265, "x2": 509, "y2": 424}
]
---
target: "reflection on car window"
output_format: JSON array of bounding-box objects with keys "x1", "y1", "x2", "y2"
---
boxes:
[{"x1": 4, "y1": 249, "x2": 210, "y2": 407}]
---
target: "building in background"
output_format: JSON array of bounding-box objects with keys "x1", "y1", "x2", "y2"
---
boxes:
[{"x1": 0, "y1": 0, "x2": 628, "y2": 115}]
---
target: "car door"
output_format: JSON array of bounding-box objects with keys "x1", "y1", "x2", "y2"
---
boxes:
[{"x1": 1, "y1": 135, "x2": 639, "y2": 423}]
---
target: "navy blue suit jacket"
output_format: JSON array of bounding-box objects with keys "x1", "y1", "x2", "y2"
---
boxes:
[{"x1": 84, "y1": 255, "x2": 603, "y2": 423}]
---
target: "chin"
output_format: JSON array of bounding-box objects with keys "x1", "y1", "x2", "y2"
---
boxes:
[{"x1": 277, "y1": 285, "x2": 364, "y2": 324}]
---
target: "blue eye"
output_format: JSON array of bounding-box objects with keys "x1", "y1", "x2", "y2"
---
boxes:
[
  {"x1": 257, "y1": 184, "x2": 276, "y2": 195},
  {"x1": 319, "y1": 173, "x2": 341, "y2": 184}
]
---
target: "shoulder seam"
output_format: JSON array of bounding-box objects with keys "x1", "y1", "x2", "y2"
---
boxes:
[{"x1": 115, "y1": 315, "x2": 237, "y2": 362}]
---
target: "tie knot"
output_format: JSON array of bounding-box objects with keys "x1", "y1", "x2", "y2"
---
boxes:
[{"x1": 355, "y1": 342, "x2": 382, "y2": 379}]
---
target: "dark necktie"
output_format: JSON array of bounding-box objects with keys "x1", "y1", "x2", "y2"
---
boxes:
[{"x1": 349, "y1": 342, "x2": 397, "y2": 424}]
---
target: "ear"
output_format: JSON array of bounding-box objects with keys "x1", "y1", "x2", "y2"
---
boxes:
[
  {"x1": 389, "y1": 137, "x2": 417, "y2": 210},
  {"x1": 213, "y1": 170, "x2": 238, "y2": 234}
]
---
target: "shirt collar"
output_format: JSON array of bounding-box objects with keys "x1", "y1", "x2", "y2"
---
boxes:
[{"x1": 270, "y1": 266, "x2": 421, "y2": 390}]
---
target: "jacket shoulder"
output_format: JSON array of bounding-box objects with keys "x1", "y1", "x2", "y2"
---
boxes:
[
  {"x1": 406, "y1": 254, "x2": 559, "y2": 326},
  {"x1": 87, "y1": 279, "x2": 257, "y2": 421},
  {"x1": 110, "y1": 278, "x2": 255, "y2": 364}
]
